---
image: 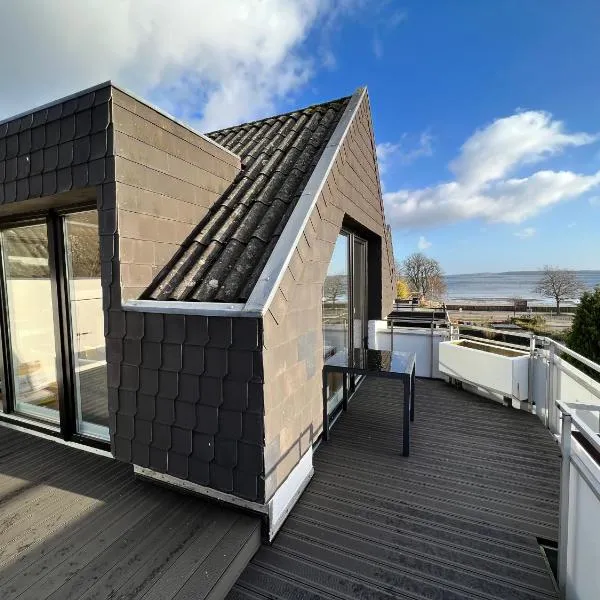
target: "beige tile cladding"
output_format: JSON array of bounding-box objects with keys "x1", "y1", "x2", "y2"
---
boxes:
[
  {"x1": 261, "y1": 92, "x2": 396, "y2": 500},
  {"x1": 111, "y1": 89, "x2": 241, "y2": 302}
]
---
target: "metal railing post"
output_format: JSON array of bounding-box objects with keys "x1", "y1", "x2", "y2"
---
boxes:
[
  {"x1": 528, "y1": 335, "x2": 535, "y2": 412},
  {"x1": 547, "y1": 343, "x2": 555, "y2": 430},
  {"x1": 430, "y1": 320, "x2": 434, "y2": 378},
  {"x1": 557, "y1": 410, "x2": 572, "y2": 599}
]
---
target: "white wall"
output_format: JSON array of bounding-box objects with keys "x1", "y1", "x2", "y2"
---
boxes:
[
  {"x1": 565, "y1": 438, "x2": 600, "y2": 600},
  {"x1": 368, "y1": 320, "x2": 450, "y2": 378}
]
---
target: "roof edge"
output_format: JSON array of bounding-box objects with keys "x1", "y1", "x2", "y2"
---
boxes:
[
  {"x1": 243, "y1": 86, "x2": 368, "y2": 315},
  {"x1": 0, "y1": 80, "x2": 113, "y2": 126},
  {"x1": 110, "y1": 83, "x2": 240, "y2": 162},
  {"x1": 0, "y1": 80, "x2": 239, "y2": 163}
]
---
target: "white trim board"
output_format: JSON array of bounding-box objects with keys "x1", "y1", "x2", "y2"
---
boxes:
[{"x1": 134, "y1": 446, "x2": 313, "y2": 541}]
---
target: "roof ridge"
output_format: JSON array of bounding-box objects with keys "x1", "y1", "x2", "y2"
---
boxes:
[{"x1": 206, "y1": 94, "x2": 352, "y2": 137}]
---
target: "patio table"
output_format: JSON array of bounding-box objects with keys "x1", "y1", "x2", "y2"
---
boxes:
[{"x1": 322, "y1": 349, "x2": 416, "y2": 456}]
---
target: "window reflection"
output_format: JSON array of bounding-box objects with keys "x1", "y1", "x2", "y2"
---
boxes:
[
  {"x1": 2, "y1": 223, "x2": 60, "y2": 422},
  {"x1": 64, "y1": 211, "x2": 109, "y2": 439},
  {"x1": 322, "y1": 234, "x2": 349, "y2": 409}
]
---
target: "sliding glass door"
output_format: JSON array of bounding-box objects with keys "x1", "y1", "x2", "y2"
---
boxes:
[
  {"x1": 322, "y1": 230, "x2": 368, "y2": 413},
  {"x1": 322, "y1": 234, "x2": 349, "y2": 409},
  {"x1": 1, "y1": 222, "x2": 61, "y2": 423},
  {"x1": 0, "y1": 209, "x2": 108, "y2": 442},
  {"x1": 64, "y1": 211, "x2": 109, "y2": 438},
  {"x1": 352, "y1": 237, "x2": 368, "y2": 350}
]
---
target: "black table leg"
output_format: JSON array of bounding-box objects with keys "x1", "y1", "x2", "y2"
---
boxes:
[
  {"x1": 410, "y1": 364, "x2": 415, "y2": 422},
  {"x1": 403, "y1": 376, "x2": 410, "y2": 457},
  {"x1": 322, "y1": 369, "x2": 329, "y2": 441},
  {"x1": 342, "y1": 372, "x2": 348, "y2": 411}
]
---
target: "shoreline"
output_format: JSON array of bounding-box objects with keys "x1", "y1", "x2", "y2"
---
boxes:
[{"x1": 444, "y1": 297, "x2": 579, "y2": 307}]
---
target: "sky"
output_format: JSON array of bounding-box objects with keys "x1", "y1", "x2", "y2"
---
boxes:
[{"x1": 1, "y1": 0, "x2": 599, "y2": 275}]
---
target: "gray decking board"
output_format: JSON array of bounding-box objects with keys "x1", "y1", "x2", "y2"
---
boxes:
[
  {"x1": 230, "y1": 378, "x2": 561, "y2": 600},
  {"x1": 0, "y1": 426, "x2": 261, "y2": 600}
]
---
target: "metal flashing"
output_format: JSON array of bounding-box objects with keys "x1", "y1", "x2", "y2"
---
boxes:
[
  {"x1": 244, "y1": 87, "x2": 367, "y2": 315},
  {"x1": 123, "y1": 299, "x2": 260, "y2": 318},
  {"x1": 134, "y1": 446, "x2": 314, "y2": 541}
]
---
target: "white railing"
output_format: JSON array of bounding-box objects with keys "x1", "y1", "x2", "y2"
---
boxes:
[
  {"x1": 454, "y1": 325, "x2": 600, "y2": 600},
  {"x1": 556, "y1": 401, "x2": 600, "y2": 600},
  {"x1": 372, "y1": 318, "x2": 600, "y2": 599},
  {"x1": 368, "y1": 320, "x2": 451, "y2": 378}
]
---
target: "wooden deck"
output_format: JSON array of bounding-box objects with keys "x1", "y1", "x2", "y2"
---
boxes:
[
  {"x1": 229, "y1": 378, "x2": 561, "y2": 600},
  {"x1": 0, "y1": 426, "x2": 261, "y2": 600}
]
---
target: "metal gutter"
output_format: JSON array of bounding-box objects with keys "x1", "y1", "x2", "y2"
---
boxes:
[{"x1": 244, "y1": 86, "x2": 367, "y2": 315}]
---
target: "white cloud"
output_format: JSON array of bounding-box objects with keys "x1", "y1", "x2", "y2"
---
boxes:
[
  {"x1": 450, "y1": 111, "x2": 597, "y2": 188},
  {"x1": 377, "y1": 131, "x2": 433, "y2": 174},
  {"x1": 514, "y1": 227, "x2": 536, "y2": 239},
  {"x1": 384, "y1": 110, "x2": 600, "y2": 228},
  {"x1": 0, "y1": 0, "x2": 362, "y2": 131},
  {"x1": 417, "y1": 235, "x2": 432, "y2": 250},
  {"x1": 373, "y1": 36, "x2": 384, "y2": 59}
]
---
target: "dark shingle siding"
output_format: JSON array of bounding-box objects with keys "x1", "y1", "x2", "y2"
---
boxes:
[
  {"x1": 144, "y1": 96, "x2": 350, "y2": 303},
  {"x1": 0, "y1": 87, "x2": 113, "y2": 205},
  {"x1": 110, "y1": 313, "x2": 266, "y2": 502},
  {"x1": 1, "y1": 86, "x2": 268, "y2": 504}
]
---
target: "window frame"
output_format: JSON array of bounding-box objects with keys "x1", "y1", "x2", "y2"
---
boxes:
[{"x1": 0, "y1": 203, "x2": 108, "y2": 448}]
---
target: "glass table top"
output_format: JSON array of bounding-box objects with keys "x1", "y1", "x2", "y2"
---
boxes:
[{"x1": 324, "y1": 349, "x2": 415, "y2": 376}]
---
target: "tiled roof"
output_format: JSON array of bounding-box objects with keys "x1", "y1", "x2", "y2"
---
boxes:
[{"x1": 144, "y1": 95, "x2": 351, "y2": 303}]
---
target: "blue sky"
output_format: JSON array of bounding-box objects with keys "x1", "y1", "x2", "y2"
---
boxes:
[
  {"x1": 286, "y1": 1, "x2": 600, "y2": 274},
  {"x1": 2, "y1": 1, "x2": 599, "y2": 275}
]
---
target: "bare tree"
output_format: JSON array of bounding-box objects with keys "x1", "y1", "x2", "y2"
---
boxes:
[
  {"x1": 400, "y1": 253, "x2": 447, "y2": 301},
  {"x1": 323, "y1": 274, "x2": 346, "y2": 305},
  {"x1": 533, "y1": 266, "x2": 586, "y2": 314}
]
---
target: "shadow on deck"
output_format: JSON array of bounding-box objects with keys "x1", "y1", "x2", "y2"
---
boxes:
[
  {"x1": 0, "y1": 426, "x2": 260, "y2": 600},
  {"x1": 230, "y1": 378, "x2": 561, "y2": 600}
]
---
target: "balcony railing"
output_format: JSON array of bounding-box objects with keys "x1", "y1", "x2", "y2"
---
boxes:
[{"x1": 370, "y1": 318, "x2": 600, "y2": 600}]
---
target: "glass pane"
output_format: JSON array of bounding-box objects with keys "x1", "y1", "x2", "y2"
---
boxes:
[
  {"x1": 0, "y1": 329, "x2": 4, "y2": 412},
  {"x1": 64, "y1": 211, "x2": 109, "y2": 440},
  {"x1": 352, "y1": 239, "x2": 367, "y2": 349},
  {"x1": 322, "y1": 234, "x2": 349, "y2": 412},
  {"x1": 2, "y1": 223, "x2": 60, "y2": 423}
]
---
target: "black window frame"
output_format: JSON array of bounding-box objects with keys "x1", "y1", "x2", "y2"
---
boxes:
[{"x1": 0, "y1": 203, "x2": 109, "y2": 450}]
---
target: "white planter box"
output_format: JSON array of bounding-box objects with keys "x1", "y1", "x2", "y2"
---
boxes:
[{"x1": 439, "y1": 339, "x2": 529, "y2": 401}]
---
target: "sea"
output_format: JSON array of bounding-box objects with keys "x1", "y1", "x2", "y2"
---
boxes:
[{"x1": 444, "y1": 271, "x2": 600, "y2": 305}]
